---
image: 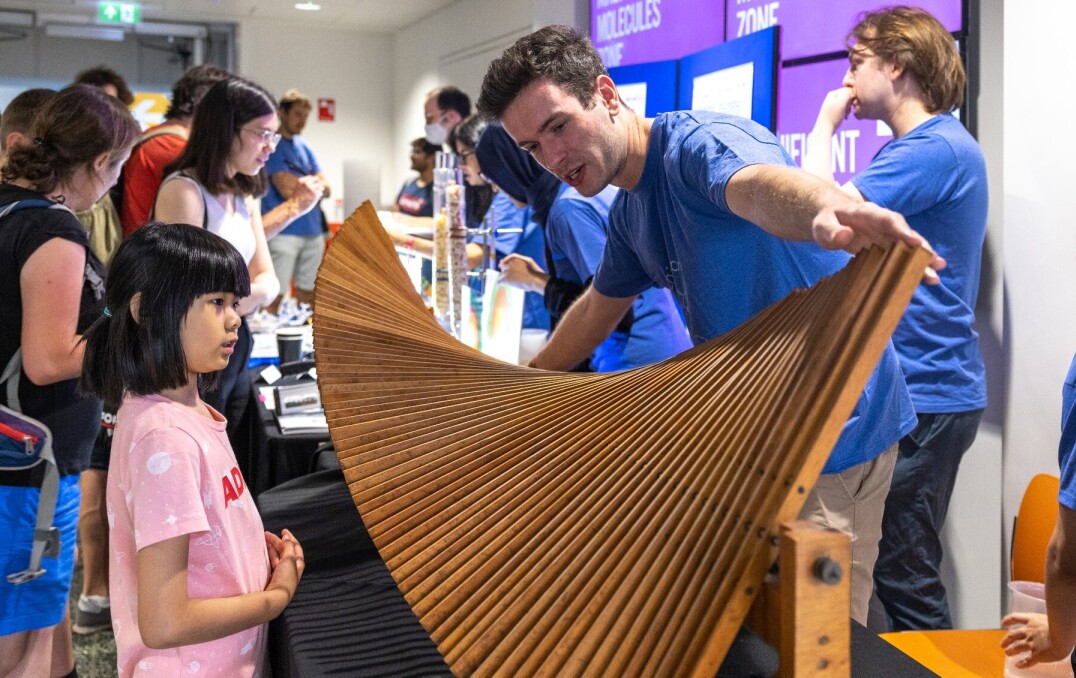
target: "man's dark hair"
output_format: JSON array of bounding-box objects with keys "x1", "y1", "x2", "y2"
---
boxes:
[
  {"x1": 0, "y1": 88, "x2": 56, "y2": 153},
  {"x1": 431, "y1": 86, "x2": 472, "y2": 118},
  {"x1": 80, "y1": 221, "x2": 252, "y2": 405},
  {"x1": 73, "y1": 64, "x2": 134, "y2": 106},
  {"x1": 410, "y1": 137, "x2": 440, "y2": 156},
  {"x1": 477, "y1": 25, "x2": 607, "y2": 121},
  {"x1": 165, "y1": 77, "x2": 275, "y2": 198},
  {"x1": 165, "y1": 64, "x2": 231, "y2": 120}
]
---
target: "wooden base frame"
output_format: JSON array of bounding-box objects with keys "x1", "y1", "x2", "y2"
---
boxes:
[{"x1": 749, "y1": 521, "x2": 852, "y2": 677}]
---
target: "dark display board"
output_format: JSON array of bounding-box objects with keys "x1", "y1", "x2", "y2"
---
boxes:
[
  {"x1": 608, "y1": 60, "x2": 679, "y2": 117},
  {"x1": 676, "y1": 26, "x2": 778, "y2": 130}
]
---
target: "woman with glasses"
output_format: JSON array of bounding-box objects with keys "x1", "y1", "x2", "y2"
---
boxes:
[{"x1": 153, "y1": 77, "x2": 281, "y2": 446}]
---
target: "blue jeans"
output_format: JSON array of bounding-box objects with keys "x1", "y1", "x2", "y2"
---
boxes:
[{"x1": 873, "y1": 409, "x2": 984, "y2": 631}]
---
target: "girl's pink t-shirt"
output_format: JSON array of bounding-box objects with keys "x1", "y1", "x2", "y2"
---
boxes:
[{"x1": 107, "y1": 394, "x2": 270, "y2": 677}]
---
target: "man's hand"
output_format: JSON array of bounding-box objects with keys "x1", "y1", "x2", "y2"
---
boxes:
[
  {"x1": 812, "y1": 200, "x2": 945, "y2": 284},
  {"x1": 499, "y1": 253, "x2": 549, "y2": 294},
  {"x1": 815, "y1": 87, "x2": 855, "y2": 134},
  {"x1": 292, "y1": 176, "x2": 324, "y2": 215}
]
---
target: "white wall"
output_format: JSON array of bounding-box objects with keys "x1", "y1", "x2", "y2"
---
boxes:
[
  {"x1": 999, "y1": 0, "x2": 1076, "y2": 539},
  {"x1": 945, "y1": 0, "x2": 1076, "y2": 631},
  {"x1": 237, "y1": 19, "x2": 394, "y2": 223}
]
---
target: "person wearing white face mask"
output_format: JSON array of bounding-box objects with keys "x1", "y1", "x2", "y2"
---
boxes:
[{"x1": 423, "y1": 86, "x2": 471, "y2": 147}]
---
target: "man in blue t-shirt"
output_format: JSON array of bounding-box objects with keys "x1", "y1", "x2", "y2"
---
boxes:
[
  {"x1": 803, "y1": 7, "x2": 988, "y2": 632},
  {"x1": 478, "y1": 25, "x2": 944, "y2": 624},
  {"x1": 263, "y1": 89, "x2": 329, "y2": 313},
  {"x1": 1000, "y1": 356, "x2": 1076, "y2": 670},
  {"x1": 395, "y1": 138, "x2": 438, "y2": 218}
]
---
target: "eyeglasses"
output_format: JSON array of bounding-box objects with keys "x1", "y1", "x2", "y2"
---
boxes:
[
  {"x1": 242, "y1": 127, "x2": 282, "y2": 149},
  {"x1": 458, "y1": 150, "x2": 475, "y2": 161}
]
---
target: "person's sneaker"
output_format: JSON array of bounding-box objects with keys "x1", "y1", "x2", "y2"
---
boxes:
[{"x1": 72, "y1": 595, "x2": 112, "y2": 635}]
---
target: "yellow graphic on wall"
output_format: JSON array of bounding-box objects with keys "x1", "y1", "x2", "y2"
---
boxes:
[{"x1": 130, "y1": 91, "x2": 170, "y2": 131}]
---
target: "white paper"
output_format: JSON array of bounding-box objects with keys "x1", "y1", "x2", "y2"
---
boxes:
[
  {"x1": 259, "y1": 364, "x2": 282, "y2": 385},
  {"x1": 692, "y1": 62, "x2": 754, "y2": 119}
]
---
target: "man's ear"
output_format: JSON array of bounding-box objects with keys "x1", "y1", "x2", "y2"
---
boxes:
[
  {"x1": 596, "y1": 75, "x2": 620, "y2": 116},
  {"x1": 886, "y1": 58, "x2": 905, "y2": 82},
  {"x1": 129, "y1": 291, "x2": 142, "y2": 325}
]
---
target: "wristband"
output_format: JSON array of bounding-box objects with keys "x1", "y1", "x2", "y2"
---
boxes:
[{"x1": 404, "y1": 236, "x2": 414, "y2": 251}]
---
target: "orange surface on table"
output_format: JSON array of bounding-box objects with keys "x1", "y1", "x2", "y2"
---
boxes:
[{"x1": 881, "y1": 629, "x2": 1007, "y2": 677}]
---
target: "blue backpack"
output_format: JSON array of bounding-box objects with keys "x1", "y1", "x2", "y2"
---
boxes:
[{"x1": 0, "y1": 198, "x2": 73, "y2": 584}]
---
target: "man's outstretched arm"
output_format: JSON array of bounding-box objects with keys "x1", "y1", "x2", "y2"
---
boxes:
[{"x1": 725, "y1": 163, "x2": 944, "y2": 283}]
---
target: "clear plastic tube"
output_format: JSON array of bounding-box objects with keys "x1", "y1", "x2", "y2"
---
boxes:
[
  {"x1": 432, "y1": 152, "x2": 457, "y2": 321},
  {"x1": 447, "y1": 178, "x2": 467, "y2": 337}
]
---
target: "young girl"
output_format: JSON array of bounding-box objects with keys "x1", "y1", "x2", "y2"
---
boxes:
[{"x1": 80, "y1": 222, "x2": 304, "y2": 677}]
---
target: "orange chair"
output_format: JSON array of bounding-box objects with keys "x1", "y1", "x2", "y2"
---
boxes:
[
  {"x1": 880, "y1": 473, "x2": 1062, "y2": 676},
  {"x1": 1011, "y1": 473, "x2": 1061, "y2": 583}
]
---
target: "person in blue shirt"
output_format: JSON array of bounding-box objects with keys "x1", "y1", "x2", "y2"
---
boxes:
[
  {"x1": 262, "y1": 89, "x2": 329, "y2": 313},
  {"x1": 477, "y1": 124, "x2": 690, "y2": 371},
  {"x1": 477, "y1": 25, "x2": 943, "y2": 624},
  {"x1": 1001, "y1": 356, "x2": 1076, "y2": 671},
  {"x1": 394, "y1": 138, "x2": 438, "y2": 218},
  {"x1": 803, "y1": 6, "x2": 988, "y2": 631}
]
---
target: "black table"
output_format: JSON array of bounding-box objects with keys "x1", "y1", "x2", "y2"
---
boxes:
[
  {"x1": 258, "y1": 470, "x2": 937, "y2": 678},
  {"x1": 240, "y1": 365, "x2": 332, "y2": 497}
]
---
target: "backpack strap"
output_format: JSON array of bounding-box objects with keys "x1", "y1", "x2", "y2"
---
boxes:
[
  {"x1": 0, "y1": 351, "x2": 60, "y2": 584},
  {"x1": 0, "y1": 198, "x2": 64, "y2": 219},
  {"x1": 2, "y1": 349, "x2": 21, "y2": 412},
  {"x1": 5, "y1": 443, "x2": 60, "y2": 584}
]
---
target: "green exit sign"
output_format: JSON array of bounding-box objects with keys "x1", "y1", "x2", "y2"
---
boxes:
[{"x1": 97, "y1": 2, "x2": 141, "y2": 25}]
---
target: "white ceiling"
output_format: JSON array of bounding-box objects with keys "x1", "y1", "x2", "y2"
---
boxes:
[{"x1": 5, "y1": 0, "x2": 459, "y2": 33}]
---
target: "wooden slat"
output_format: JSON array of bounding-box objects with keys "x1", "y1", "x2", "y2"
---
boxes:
[{"x1": 313, "y1": 201, "x2": 931, "y2": 676}]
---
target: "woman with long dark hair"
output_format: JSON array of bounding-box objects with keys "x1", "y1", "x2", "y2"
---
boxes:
[{"x1": 153, "y1": 77, "x2": 282, "y2": 445}]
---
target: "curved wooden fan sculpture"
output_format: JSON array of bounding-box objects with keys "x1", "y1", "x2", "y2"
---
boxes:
[{"x1": 313, "y1": 201, "x2": 930, "y2": 677}]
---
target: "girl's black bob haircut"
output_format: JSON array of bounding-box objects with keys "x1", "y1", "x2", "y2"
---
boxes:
[{"x1": 80, "y1": 222, "x2": 251, "y2": 405}]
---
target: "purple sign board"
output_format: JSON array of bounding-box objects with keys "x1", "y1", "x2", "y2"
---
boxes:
[
  {"x1": 726, "y1": 0, "x2": 963, "y2": 61},
  {"x1": 776, "y1": 58, "x2": 893, "y2": 186},
  {"x1": 590, "y1": 0, "x2": 725, "y2": 68}
]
